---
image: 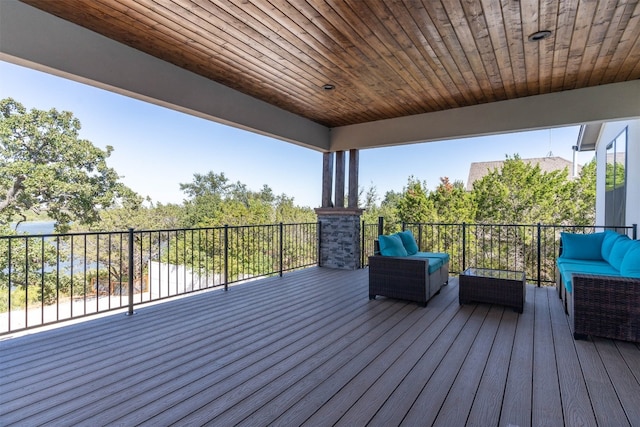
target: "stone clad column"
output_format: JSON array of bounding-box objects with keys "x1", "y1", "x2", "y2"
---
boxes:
[
  {"x1": 316, "y1": 149, "x2": 363, "y2": 270},
  {"x1": 315, "y1": 207, "x2": 364, "y2": 269}
]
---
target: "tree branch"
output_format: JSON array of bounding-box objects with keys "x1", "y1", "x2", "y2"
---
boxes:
[{"x1": 0, "y1": 175, "x2": 25, "y2": 211}]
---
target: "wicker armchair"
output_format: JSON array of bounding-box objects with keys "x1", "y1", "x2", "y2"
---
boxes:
[{"x1": 368, "y1": 255, "x2": 449, "y2": 307}]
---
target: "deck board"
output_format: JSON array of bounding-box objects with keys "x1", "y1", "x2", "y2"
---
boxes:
[
  {"x1": 595, "y1": 339, "x2": 640, "y2": 424},
  {"x1": 577, "y1": 338, "x2": 632, "y2": 427},
  {"x1": 1, "y1": 267, "x2": 639, "y2": 426},
  {"x1": 465, "y1": 308, "x2": 517, "y2": 426},
  {"x1": 532, "y1": 287, "x2": 564, "y2": 426},
  {"x1": 432, "y1": 305, "x2": 503, "y2": 426},
  {"x1": 400, "y1": 304, "x2": 491, "y2": 426},
  {"x1": 549, "y1": 275, "x2": 598, "y2": 427},
  {"x1": 500, "y1": 286, "x2": 535, "y2": 427}
]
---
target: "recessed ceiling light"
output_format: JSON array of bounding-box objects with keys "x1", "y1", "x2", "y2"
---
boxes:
[
  {"x1": 322, "y1": 84, "x2": 335, "y2": 91},
  {"x1": 528, "y1": 30, "x2": 552, "y2": 42}
]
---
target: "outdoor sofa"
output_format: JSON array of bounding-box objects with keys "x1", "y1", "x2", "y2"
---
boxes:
[
  {"x1": 368, "y1": 230, "x2": 449, "y2": 306},
  {"x1": 556, "y1": 230, "x2": 640, "y2": 342}
]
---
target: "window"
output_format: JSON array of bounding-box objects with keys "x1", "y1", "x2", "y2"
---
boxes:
[{"x1": 605, "y1": 128, "x2": 627, "y2": 227}]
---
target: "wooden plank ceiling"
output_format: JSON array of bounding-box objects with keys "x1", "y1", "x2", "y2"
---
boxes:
[{"x1": 20, "y1": 0, "x2": 640, "y2": 128}]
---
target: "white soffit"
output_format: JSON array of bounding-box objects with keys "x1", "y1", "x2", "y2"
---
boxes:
[{"x1": 576, "y1": 123, "x2": 604, "y2": 152}]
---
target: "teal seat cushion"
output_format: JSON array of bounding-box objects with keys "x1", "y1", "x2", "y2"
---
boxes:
[
  {"x1": 426, "y1": 258, "x2": 443, "y2": 274},
  {"x1": 407, "y1": 254, "x2": 443, "y2": 274},
  {"x1": 378, "y1": 234, "x2": 408, "y2": 257},
  {"x1": 398, "y1": 230, "x2": 419, "y2": 255},
  {"x1": 559, "y1": 261, "x2": 620, "y2": 293},
  {"x1": 560, "y1": 232, "x2": 605, "y2": 261},
  {"x1": 417, "y1": 252, "x2": 450, "y2": 264},
  {"x1": 609, "y1": 237, "x2": 634, "y2": 271},
  {"x1": 620, "y1": 241, "x2": 640, "y2": 278},
  {"x1": 408, "y1": 252, "x2": 449, "y2": 274},
  {"x1": 601, "y1": 230, "x2": 626, "y2": 263},
  {"x1": 426, "y1": 259, "x2": 443, "y2": 274}
]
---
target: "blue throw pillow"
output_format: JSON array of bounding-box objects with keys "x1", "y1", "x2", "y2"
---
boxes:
[
  {"x1": 378, "y1": 234, "x2": 408, "y2": 257},
  {"x1": 560, "y1": 232, "x2": 605, "y2": 260},
  {"x1": 398, "y1": 230, "x2": 419, "y2": 255},
  {"x1": 620, "y1": 241, "x2": 640, "y2": 277},
  {"x1": 609, "y1": 237, "x2": 634, "y2": 271},
  {"x1": 601, "y1": 230, "x2": 626, "y2": 263}
]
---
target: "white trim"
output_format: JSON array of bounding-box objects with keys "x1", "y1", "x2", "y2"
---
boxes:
[{"x1": 330, "y1": 82, "x2": 640, "y2": 151}]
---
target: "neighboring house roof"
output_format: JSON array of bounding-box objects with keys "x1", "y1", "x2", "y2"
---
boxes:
[{"x1": 466, "y1": 157, "x2": 581, "y2": 191}]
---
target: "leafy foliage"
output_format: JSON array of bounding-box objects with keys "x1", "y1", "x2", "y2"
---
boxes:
[
  {"x1": 430, "y1": 177, "x2": 476, "y2": 224},
  {"x1": 472, "y1": 156, "x2": 574, "y2": 224},
  {"x1": 362, "y1": 155, "x2": 597, "y2": 284},
  {"x1": 396, "y1": 177, "x2": 436, "y2": 224},
  {"x1": 571, "y1": 158, "x2": 596, "y2": 225},
  {"x1": 0, "y1": 98, "x2": 131, "y2": 232},
  {"x1": 361, "y1": 186, "x2": 402, "y2": 234},
  {"x1": 364, "y1": 155, "x2": 591, "y2": 228},
  {"x1": 180, "y1": 171, "x2": 314, "y2": 228}
]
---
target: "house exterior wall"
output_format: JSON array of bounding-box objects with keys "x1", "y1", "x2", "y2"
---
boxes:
[{"x1": 594, "y1": 119, "x2": 640, "y2": 228}]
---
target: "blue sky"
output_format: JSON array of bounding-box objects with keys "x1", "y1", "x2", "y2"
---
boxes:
[{"x1": 0, "y1": 60, "x2": 594, "y2": 208}]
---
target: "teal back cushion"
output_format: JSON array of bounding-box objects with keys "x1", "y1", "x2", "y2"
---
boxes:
[
  {"x1": 378, "y1": 234, "x2": 408, "y2": 257},
  {"x1": 609, "y1": 237, "x2": 634, "y2": 271},
  {"x1": 601, "y1": 230, "x2": 626, "y2": 262},
  {"x1": 620, "y1": 241, "x2": 640, "y2": 277},
  {"x1": 560, "y1": 232, "x2": 605, "y2": 260},
  {"x1": 398, "y1": 230, "x2": 419, "y2": 255}
]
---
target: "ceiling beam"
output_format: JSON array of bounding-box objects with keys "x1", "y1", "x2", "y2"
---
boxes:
[
  {"x1": 330, "y1": 80, "x2": 640, "y2": 151},
  {"x1": 0, "y1": 0, "x2": 330, "y2": 151}
]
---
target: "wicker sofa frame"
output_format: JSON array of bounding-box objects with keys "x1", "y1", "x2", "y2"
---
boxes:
[
  {"x1": 557, "y1": 270, "x2": 640, "y2": 343},
  {"x1": 368, "y1": 255, "x2": 449, "y2": 307}
]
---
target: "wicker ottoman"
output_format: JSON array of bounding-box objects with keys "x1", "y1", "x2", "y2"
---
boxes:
[{"x1": 459, "y1": 268, "x2": 525, "y2": 313}]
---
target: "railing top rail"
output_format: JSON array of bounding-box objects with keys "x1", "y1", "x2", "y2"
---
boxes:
[
  {"x1": 0, "y1": 229, "x2": 131, "y2": 240},
  {"x1": 0, "y1": 221, "x2": 321, "y2": 239}
]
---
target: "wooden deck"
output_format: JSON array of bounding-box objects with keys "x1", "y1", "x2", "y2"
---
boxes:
[{"x1": 1, "y1": 267, "x2": 639, "y2": 426}]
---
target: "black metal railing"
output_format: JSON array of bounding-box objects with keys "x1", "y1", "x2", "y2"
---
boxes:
[
  {"x1": 362, "y1": 219, "x2": 637, "y2": 287},
  {"x1": 0, "y1": 222, "x2": 318, "y2": 334},
  {"x1": 360, "y1": 220, "x2": 380, "y2": 267},
  {"x1": 5, "y1": 218, "x2": 636, "y2": 334}
]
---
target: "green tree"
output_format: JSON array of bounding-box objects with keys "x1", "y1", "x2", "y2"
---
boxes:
[
  {"x1": 0, "y1": 98, "x2": 130, "y2": 232},
  {"x1": 472, "y1": 156, "x2": 573, "y2": 224},
  {"x1": 396, "y1": 177, "x2": 436, "y2": 225},
  {"x1": 177, "y1": 171, "x2": 317, "y2": 279},
  {"x1": 0, "y1": 98, "x2": 137, "y2": 311},
  {"x1": 572, "y1": 158, "x2": 596, "y2": 225},
  {"x1": 429, "y1": 177, "x2": 476, "y2": 223},
  {"x1": 361, "y1": 184, "x2": 382, "y2": 225},
  {"x1": 470, "y1": 155, "x2": 578, "y2": 277},
  {"x1": 179, "y1": 171, "x2": 231, "y2": 199},
  {"x1": 275, "y1": 195, "x2": 315, "y2": 223}
]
